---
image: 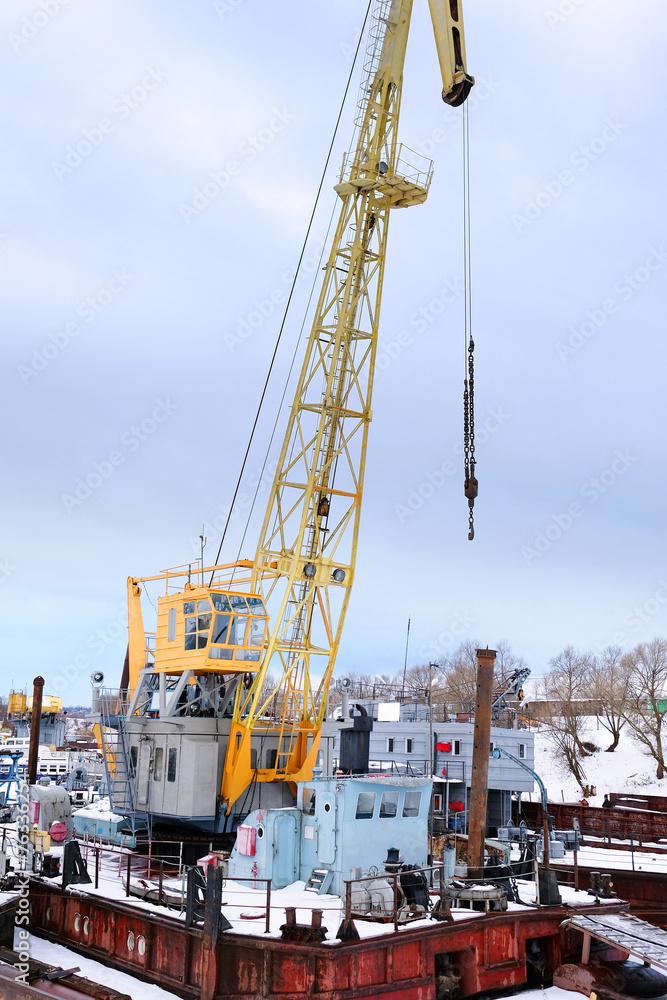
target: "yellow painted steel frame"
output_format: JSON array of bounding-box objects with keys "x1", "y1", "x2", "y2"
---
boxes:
[
  {"x1": 221, "y1": 0, "x2": 473, "y2": 811},
  {"x1": 126, "y1": 577, "x2": 146, "y2": 698}
]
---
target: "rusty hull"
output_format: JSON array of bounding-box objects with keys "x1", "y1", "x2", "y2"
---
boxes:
[
  {"x1": 552, "y1": 865, "x2": 667, "y2": 928},
  {"x1": 523, "y1": 800, "x2": 667, "y2": 843},
  {"x1": 28, "y1": 881, "x2": 627, "y2": 1000}
]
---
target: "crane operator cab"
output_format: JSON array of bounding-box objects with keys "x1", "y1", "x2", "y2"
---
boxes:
[
  {"x1": 170, "y1": 590, "x2": 268, "y2": 668},
  {"x1": 124, "y1": 564, "x2": 271, "y2": 722}
]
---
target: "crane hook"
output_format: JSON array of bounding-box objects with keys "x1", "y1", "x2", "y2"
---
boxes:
[{"x1": 464, "y1": 467, "x2": 477, "y2": 541}]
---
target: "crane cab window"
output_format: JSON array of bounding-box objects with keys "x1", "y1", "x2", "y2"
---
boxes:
[
  {"x1": 212, "y1": 614, "x2": 230, "y2": 644},
  {"x1": 235, "y1": 649, "x2": 261, "y2": 662},
  {"x1": 229, "y1": 616, "x2": 248, "y2": 645},
  {"x1": 184, "y1": 599, "x2": 211, "y2": 650},
  {"x1": 211, "y1": 593, "x2": 232, "y2": 612},
  {"x1": 204, "y1": 591, "x2": 268, "y2": 663},
  {"x1": 248, "y1": 618, "x2": 267, "y2": 646},
  {"x1": 210, "y1": 647, "x2": 233, "y2": 660}
]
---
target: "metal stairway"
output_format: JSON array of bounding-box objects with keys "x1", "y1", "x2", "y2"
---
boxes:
[
  {"x1": 97, "y1": 690, "x2": 150, "y2": 837},
  {"x1": 305, "y1": 869, "x2": 333, "y2": 895}
]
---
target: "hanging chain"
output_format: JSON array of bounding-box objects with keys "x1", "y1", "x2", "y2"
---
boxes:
[
  {"x1": 461, "y1": 98, "x2": 476, "y2": 541},
  {"x1": 463, "y1": 338, "x2": 477, "y2": 540}
]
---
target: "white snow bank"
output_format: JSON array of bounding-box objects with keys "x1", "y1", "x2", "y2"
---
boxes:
[{"x1": 528, "y1": 719, "x2": 667, "y2": 806}]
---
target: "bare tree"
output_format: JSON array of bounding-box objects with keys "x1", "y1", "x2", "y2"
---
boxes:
[
  {"x1": 437, "y1": 640, "x2": 479, "y2": 713},
  {"x1": 622, "y1": 638, "x2": 667, "y2": 779},
  {"x1": 590, "y1": 645, "x2": 630, "y2": 752},
  {"x1": 437, "y1": 639, "x2": 529, "y2": 715},
  {"x1": 539, "y1": 646, "x2": 595, "y2": 789},
  {"x1": 395, "y1": 664, "x2": 448, "y2": 704},
  {"x1": 495, "y1": 639, "x2": 528, "y2": 682}
]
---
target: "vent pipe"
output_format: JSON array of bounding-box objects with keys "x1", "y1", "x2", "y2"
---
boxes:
[
  {"x1": 467, "y1": 648, "x2": 496, "y2": 881},
  {"x1": 27, "y1": 675, "x2": 45, "y2": 786}
]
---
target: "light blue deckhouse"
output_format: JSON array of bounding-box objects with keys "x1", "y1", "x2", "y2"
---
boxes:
[{"x1": 228, "y1": 776, "x2": 432, "y2": 894}]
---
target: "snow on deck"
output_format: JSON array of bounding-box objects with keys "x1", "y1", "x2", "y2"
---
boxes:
[
  {"x1": 549, "y1": 843, "x2": 667, "y2": 874},
  {"x1": 35, "y1": 848, "x2": 620, "y2": 944},
  {"x1": 25, "y1": 934, "x2": 181, "y2": 999}
]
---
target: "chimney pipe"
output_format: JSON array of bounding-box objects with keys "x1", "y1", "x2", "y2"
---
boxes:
[
  {"x1": 27, "y1": 675, "x2": 45, "y2": 786},
  {"x1": 467, "y1": 648, "x2": 496, "y2": 881}
]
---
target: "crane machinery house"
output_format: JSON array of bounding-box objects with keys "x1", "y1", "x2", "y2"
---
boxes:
[{"x1": 87, "y1": 0, "x2": 477, "y2": 837}]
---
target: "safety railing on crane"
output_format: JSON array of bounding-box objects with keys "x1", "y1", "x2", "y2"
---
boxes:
[
  {"x1": 353, "y1": 0, "x2": 393, "y2": 128},
  {"x1": 338, "y1": 143, "x2": 433, "y2": 192}
]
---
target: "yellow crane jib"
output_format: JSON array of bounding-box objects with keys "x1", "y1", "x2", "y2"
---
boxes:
[
  {"x1": 115, "y1": 0, "x2": 475, "y2": 824},
  {"x1": 218, "y1": 0, "x2": 475, "y2": 811},
  {"x1": 428, "y1": 0, "x2": 475, "y2": 106}
]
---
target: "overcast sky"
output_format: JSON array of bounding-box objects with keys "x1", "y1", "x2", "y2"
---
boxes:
[{"x1": 2, "y1": 0, "x2": 666, "y2": 705}]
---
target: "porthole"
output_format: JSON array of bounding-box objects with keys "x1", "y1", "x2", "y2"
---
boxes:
[
  {"x1": 324, "y1": 802, "x2": 332, "y2": 813},
  {"x1": 127, "y1": 931, "x2": 135, "y2": 952},
  {"x1": 137, "y1": 936, "x2": 146, "y2": 957},
  {"x1": 256, "y1": 826, "x2": 264, "y2": 839},
  {"x1": 73, "y1": 912, "x2": 81, "y2": 933},
  {"x1": 83, "y1": 917, "x2": 90, "y2": 936}
]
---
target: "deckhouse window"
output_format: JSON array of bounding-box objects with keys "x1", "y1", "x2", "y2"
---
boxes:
[
  {"x1": 402, "y1": 790, "x2": 421, "y2": 817},
  {"x1": 380, "y1": 791, "x2": 399, "y2": 818},
  {"x1": 355, "y1": 791, "x2": 376, "y2": 819}
]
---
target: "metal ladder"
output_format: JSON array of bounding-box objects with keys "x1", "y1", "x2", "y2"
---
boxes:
[
  {"x1": 98, "y1": 691, "x2": 133, "y2": 814},
  {"x1": 305, "y1": 869, "x2": 333, "y2": 895}
]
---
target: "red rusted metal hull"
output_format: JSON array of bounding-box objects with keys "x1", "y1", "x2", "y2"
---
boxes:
[
  {"x1": 610, "y1": 793, "x2": 667, "y2": 811},
  {"x1": 523, "y1": 800, "x2": 667, "y2": 842},
  {"x1": 29, "y1": 881, "x2": 626, "y2": 1000}
]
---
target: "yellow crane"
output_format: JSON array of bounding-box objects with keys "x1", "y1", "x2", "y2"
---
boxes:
[{"x1": 119, "y1": 0, "x2": 474, "y2": 821}]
